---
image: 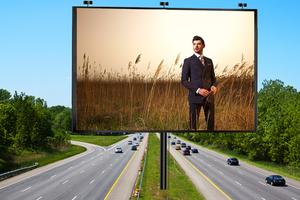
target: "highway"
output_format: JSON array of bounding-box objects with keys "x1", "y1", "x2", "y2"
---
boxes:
[
  {"x1": 0, "y1": 134, "x2": 143, "y2": 200},
  {"x1": 169, "y1": 134, "x2": 300, "y2": 200}
]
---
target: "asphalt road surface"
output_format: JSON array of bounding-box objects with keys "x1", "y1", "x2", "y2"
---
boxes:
[
  {"x1": 0, "y1": 134, "x2": 142, "y2": 200},
  {"x1": 169, "y1": 134, "x2": 300, "y2": 200}
]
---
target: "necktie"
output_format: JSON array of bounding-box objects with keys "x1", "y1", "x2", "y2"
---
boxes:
[{"x1": 199, "y1": 56, "x2": 205, "y2": 66}]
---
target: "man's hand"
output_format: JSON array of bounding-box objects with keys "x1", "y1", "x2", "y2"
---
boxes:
[
  {"x1": 197, "y1": 88, "x2": 210, "y2": 97},
  {"x1": 210, "y1": 86, "x2": 217, "y2": 95}
]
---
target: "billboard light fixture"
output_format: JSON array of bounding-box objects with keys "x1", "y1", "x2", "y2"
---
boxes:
[
  {"x1": 83, "y1": 1, "x2": 93, "y2": 7},
  {"x1": 238, "y1": 3, "x2": 247, "y2": 9},
  {"x1": 160, "y1": 2, "x2": 169, "y2": 8}
]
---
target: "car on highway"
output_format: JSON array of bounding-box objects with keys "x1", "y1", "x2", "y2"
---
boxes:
[
  {"x1": 174, "y1": 136, "x2": 176, "y2": 139},
  {"x1": 176, "y1": 140, "x2": 181, "y2": 144},
  {"x1": 181, "y1": 143, "x2": 187, "y2": 148},
  {"x1": 168, "y1": 135, "x2": 171, "y2": 138},
  {"x1": 128, "y1": 140, "x2": 132, "y2": 145},
  {"x1": 133, "y1": 137, "x2": 137, "y2": 141},
  {"x1": 191, "y1": 148, "x2": 198, "y2": 153},
  {"x1": 171, "y1": 141, "x2": 176, "y2": 145},
  {"x1": 182, "y1": 149, "x2": 190, "y2": 156},
  {"x1": 135, "y1": 142, "x2": 139, "y2": 146},
  {"x1": 131, "y1": 145, "x2": 137, "y2": 151},
  {"x1": 265, "y1": 175, "x2": 286, "y2": 186},
  {"x1": 115, "y1": 147, "x2": 123, "y2": 153},
  {"x1": 186, "y1": 145, "x2": 191, "y2": 150},
  {"x1": 175, "y1": 145, "x2": 181, "y2": 150},
  {"x1": 227, "y1": 158, "x2": 239, "y2": 165}
]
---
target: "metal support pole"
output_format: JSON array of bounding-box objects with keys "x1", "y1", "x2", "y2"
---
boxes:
[{"x1": 160, "y1": 132, "x2": 167, "y2": 189}]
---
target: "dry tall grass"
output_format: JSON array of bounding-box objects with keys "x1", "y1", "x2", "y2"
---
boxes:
[{"x1": 76, "y1": 54, "x2": 255, "y2": 131}]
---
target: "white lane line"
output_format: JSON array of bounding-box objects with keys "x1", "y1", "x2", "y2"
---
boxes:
[
  {"x1": 50, "y1": 174, "x2": 57, "y2": 179},
  {"x1": 259, "y1": 181, "x2": 266, "y2": 186},
  {"x1": 68, "y1": 166, "x2": 73, "y2": 170},
  {"x1": 89, "y1": 179, "x2": 95, "y2": 184},
  {"x1": 217, "y1": 170, "x2": 224, "y2": 175},
  {"x1": 206, "y1": 164, "x2": 212, "y2": 167},
  {"x1": 80, "y1": 170, "x2": 85, "y2": 174},
  {"x1": 102, "y1": 170, "x2": 105, "y2": 174},
  {"x1": 72, "y1": 195, "x2": 78, "y2": 200},
  {"x1": 62, "y1": 180, "x2": 69, "y2": 184},
  {"x1": 21, "y1": 186, "x2": 32, "y2": 192},
  {"x1": 36, "y1": 196, "x2": 43, "y2": 200},
  {"x1": 80, "y1": 161, "x2": 85, "y2": 164},
  {"x1": 261, "y1": 198, "x2": 266, "y2": 200},
  {"x1": 235, "y1": 181, "x2": 242, "y2": 186},
  {"x1": 110, "y1": 163, "x2": 113, "y2": 167},
  {"x1": 291, "y1": 197, "x2": 298, "y2": 200}
]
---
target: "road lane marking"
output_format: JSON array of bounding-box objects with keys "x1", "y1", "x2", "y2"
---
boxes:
[
  {"x1": 110, "y1": 163, "x2": 113, "y2": 167},
  {"x1": 178, "y1": 152, "x2": 232, "y2": 200},
  {"x1": 235, "y1": 181, "x2": 242, "y2": 186},
  {"x1": 62, "y1": 180, "x2": 69, "y2": 184},
  {"x1": 259, "y1": 181, "x2": 265, "y2": 185},
  {"x1": 80, "y1": 161, "x2": 85, "y2": 164},
  {"x1": 261, "y1": 198, "x2": 266, "y2": 200},
  {"x1": 288, "y1": 184, "x2": 300, "y2": 191},
  {"x1": 291, "y1": 197, "x2": 298, "y2": 200},
  {"x1": 21, "y1": 186, "x2": 32, "y2": 192},
  {"x1": 68, "y1": 166, "x2": 73, "y2": 170},
  {"x1": 89, "y1": 179, "x2": 95, "y2": 184},
  {"x1": 217, "y1": 170, "x2": 224, "y2": 175},
  {"x1": 104, "y1": 151, "x2": 138, "y2": 200},
  {"x1": 36, "y1": 196, "x2": 43, "y2": 200},
  {"x1": 102, "y1": 170, "x2": 105, "y2": 174},
  {"x1": 50, "y1": 175, "x2": 57, "y2": 179},
  {"x1": 72, "y1": 195, "x2": 77, "y2": 200},
  {"x1": 80, "y1": 170, "x2": 85, "y2": 174}
]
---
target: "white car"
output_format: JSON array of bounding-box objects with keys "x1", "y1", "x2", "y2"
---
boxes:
[{"x1": 115, "y1": 147, "x2": 123, "y2": 153}]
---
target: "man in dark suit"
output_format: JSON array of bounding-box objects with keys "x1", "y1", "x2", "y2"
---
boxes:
[{"x1": 181, "y1": 36, "x2": 217, "y2": 130}]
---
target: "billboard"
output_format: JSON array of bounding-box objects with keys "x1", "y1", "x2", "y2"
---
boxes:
[{"x1": 72, "y1": 7, "x2": 257, "y2": 132}]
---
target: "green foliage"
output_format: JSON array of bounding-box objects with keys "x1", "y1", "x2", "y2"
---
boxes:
[
  {"x1": 181, "y1": 79, "x2": 300, "y2": 168},
  {"x1": 0, "y1": 89, "x2": 72, "y2": 171},
  {"x1": 0, "y1": 89, "x2": 11, "y2": 102}
]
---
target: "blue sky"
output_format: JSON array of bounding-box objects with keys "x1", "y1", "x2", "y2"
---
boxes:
[{"x1": 0, "y1": 0, "x2": 299, "y2": 107}]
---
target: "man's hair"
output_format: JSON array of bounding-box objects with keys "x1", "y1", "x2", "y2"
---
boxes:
[{"x1": 192, "y1": 35, "x2": 205, "y2": 46}]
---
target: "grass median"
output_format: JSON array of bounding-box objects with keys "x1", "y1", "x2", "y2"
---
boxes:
[
  {"x1": 138, "y1": 134, "x2": 204, "y2": 200},
  {"x1": 71, "y1": 134, "x2": 127, "y2": 146},
  {"x1": 3, "y1": 145, "x2": 86, "y2": 173}
]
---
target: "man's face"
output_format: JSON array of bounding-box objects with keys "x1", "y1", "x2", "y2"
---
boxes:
[{"x1": 193, "y1": 40, "x2": 205, "y2": 54}]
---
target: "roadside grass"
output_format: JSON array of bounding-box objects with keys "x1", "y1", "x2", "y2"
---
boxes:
[
  {"x1": 138, "y1": 134, "x2": 204, "y2": 200},
  {"x1": 176, "y1": 134, "x2": 300, "y2": 182},
  {"x1": 70, "y1": 134, "x2": 127, "y2": 146},
  {"x1": 6, "y1": 145, "x2": 86, "y2": 172}
]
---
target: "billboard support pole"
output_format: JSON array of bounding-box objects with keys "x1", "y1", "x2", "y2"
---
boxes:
[{"x1": 160, "y1": 132, "x2": 167, "y2": 190}]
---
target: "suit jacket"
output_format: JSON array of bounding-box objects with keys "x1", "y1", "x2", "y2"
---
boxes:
[{"x1": 181, "y1": 54, "x2": 216, "y2": 104}]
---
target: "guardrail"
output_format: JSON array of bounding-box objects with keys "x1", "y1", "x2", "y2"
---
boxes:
[
  {"x1": 0, "y1": 162, "x2": 39, "y2": 181},
  {"x1": 137, "y1": 148, "x2": 147, "y2": 200}
]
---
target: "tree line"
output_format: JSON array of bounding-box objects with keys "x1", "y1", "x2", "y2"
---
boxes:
[
  {"x1": 0, "y1": 89, "x2": 71, "y2": 171},
  {"x1": 182, "y1": 80, "x2": 300, "y2": 168}
]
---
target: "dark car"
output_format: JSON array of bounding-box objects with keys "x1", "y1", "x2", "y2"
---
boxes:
[
  {"x1": 191, "y1": 148, "x2": 198, "y2": 153},
  {"x1": 128, "y1": 140, "x2": 132, "y2": 145},
  {"x1": 168, "y1": 135, "x2": 171, "y2": 138},
  {"x1": 181, "y1": 143, "x2": 187, "y2": 148},
  {"x1": 176, "y1": 140, "x2": 181, "y2": 144},
  {"x1": 133, "y1": 137, "x2": 137, "y2": 141},
  {"x1": 186, "y1": 145, "x2": 191, "y2": 150},
  {"x1": 182, "y1": 149, "x2": 190, "y2": 156},
  {"x1": 131, "y1": 145, "x2": 137, "y2": 151},
  {"x1": 265, "y1": 175, "x2": 286, "y2": 186},
  {"x1": 227, "y1": 158, "x2": 239, "y2": 165},
  {"x1": 174, "y1": 136, "x2": 177, "y2": 139},
  {"x1": 171, "y1": 141, "x2": 176, "y2": 145}
]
